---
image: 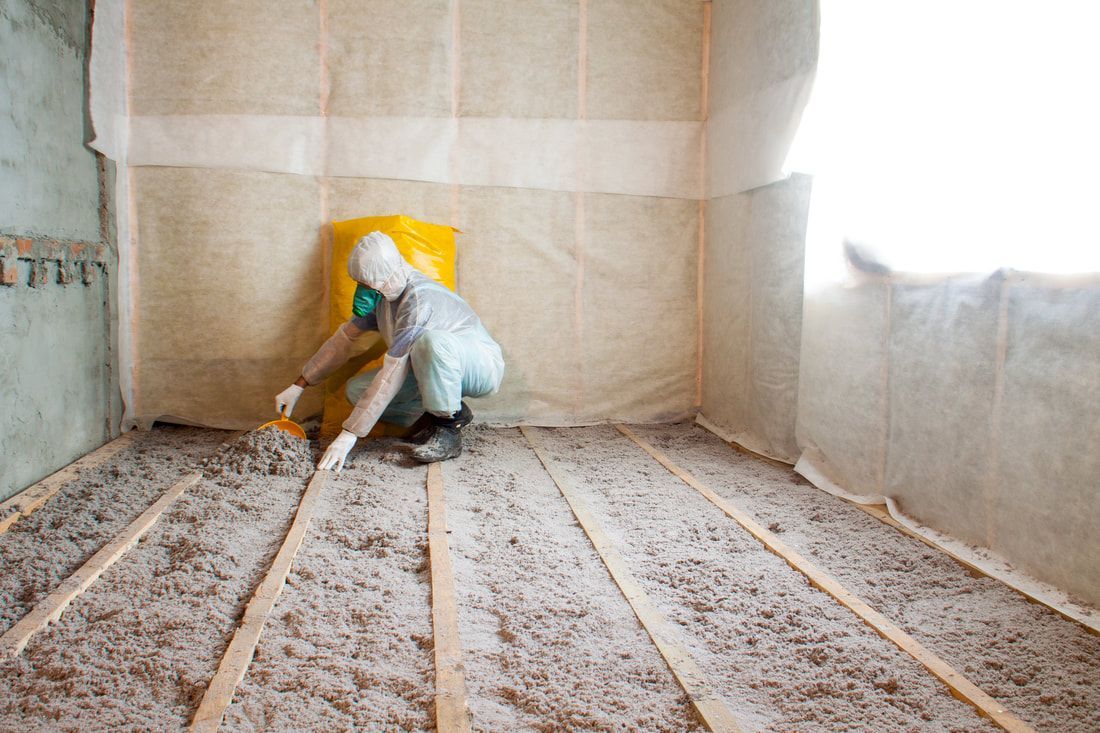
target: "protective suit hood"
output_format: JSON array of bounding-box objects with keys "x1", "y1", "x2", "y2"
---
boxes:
[{"x1": 347, "y1": 231, "x2": 413, "y2": 301}]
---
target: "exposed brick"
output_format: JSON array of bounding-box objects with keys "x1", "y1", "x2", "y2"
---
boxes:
[
  {"x1": 57, "y1": 260, "x2": 74, "y2": 285},
  {"x1": 69, "y1": 242, "x2": 86, "y2": 258},
  {"x1": 0, "y1": 257, "x2": 17, "y2": 286},
  {"x1": 81, "y1": 260, "x2": 98, "y2": 285},
  {"x1": 16, "y1": 239, "x2": 32, "y2": 257},
  {"x1": 93, "y1": 244, "x2": 107, "y2": 263}
]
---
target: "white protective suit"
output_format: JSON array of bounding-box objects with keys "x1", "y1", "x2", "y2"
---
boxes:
[{"x1": 302, "y1": 232, "x2": 504, "y2": 438}]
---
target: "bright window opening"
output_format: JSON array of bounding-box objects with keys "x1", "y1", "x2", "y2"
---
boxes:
[{"x1": 787, "y1": 1, "x2": 1100, "y2": 279}]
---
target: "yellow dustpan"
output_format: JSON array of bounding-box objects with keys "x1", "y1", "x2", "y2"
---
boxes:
[{"x1": 258, "y1": 410, "x2": 307, "y2": 440}]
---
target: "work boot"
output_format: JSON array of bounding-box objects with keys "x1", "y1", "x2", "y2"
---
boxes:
[
  {"x1": 448, "y1": 401, "x2": 474, "y2": 428},
  {"x1": 400, "y1": 402, "x2": 472, "y2": 446},
  {"x1": 411, "y1": 425, "x2": 462, "y2": 463},
  {"x1": 399, "y1": 414, "x2": 436, "y2": 445}
]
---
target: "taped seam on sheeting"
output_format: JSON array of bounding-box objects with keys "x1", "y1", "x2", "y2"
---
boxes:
[
  {"x1": 127, "y1": 115, "x2": 704, "y2": 200},
  {"x1": 707, "y1": 71, "x2": 816, "y2": 198},
  {"x1": 793, "y1": 448, "x2": 1100, "y2": 634}
]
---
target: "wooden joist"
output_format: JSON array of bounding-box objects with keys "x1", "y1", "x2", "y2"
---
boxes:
[
  {"x1": 0, "y1": 470, "x2": 201, "y2": 656},
  {"x1": 426, "y1": 462, "x2": 473, "y2": 733},
  {"x1": 0, "y1": 432, "x2": 138, "y2": 534},
  {"x1": 520, "y1": 426, "x2": 744, "y2": 733},
  {"x1": 189, "y1": 469, "x2": 330, "y2": 733},
  {"x1": 614, "y1": 423, "x2": 1036, "y2": 733},
  {"x1": 853, "y1": 502, "x2": 1100, "y2": 636},
  {"x1": 699, "y1": 416, "x2": 1099, "y2": 635}
]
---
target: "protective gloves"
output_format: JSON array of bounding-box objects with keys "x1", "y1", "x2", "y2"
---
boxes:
[
  {"x1": 275, "y1": 384, "x2": 305, "y2": 417},
  {"x1": 318, "y1": 430, "x2": 357, "y2": 472}
]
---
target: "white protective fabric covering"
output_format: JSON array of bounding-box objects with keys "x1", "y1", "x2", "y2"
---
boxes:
[
  {"x1": 789, "y1": 0, "x2": 1100, "y2": 612},
  {"x1": 700, "y1": 0, "x2": 817, "y2": 462},
  {"x1": 85, "y1": 0, "x2": 137, "y2": 430},
  {"x1": 706, "y1": 0, "x2": 817, "y2": 198},
  {"x1": 126, "y1": 116, "x2": 704, "y2": 200},
  {"x1": 90, "y1": 0, "x2": 705, "y2": 431},
  {"x1": 701, "y1": 0, "x2": 1100, "y2": 620},
  {"x1": 301, "y1": 322, "x2": 359, "y2": 386},
  {"x1": 344, "y1": 353, "x2": 411, "y2": 437},
  {"x1": 795, "y1": 272, "x2": 1100, "y2": 621}
]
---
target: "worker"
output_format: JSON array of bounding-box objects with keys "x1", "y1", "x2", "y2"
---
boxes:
[{"x1": 274, "y1": 231, "x2": 504, "y2": 470}]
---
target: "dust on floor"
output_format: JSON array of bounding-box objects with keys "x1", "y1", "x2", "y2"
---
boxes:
[
  {"x1": 633, "y1": 422, "x2": 1100, "y2": 732},
  {"x1": 0, "y1": 426, "x2": 230, "y2": 634},
  {"x1": 0, "y1": 423, "x2": 1095, "y2": 731},
  {"x1": 444, "y1": 426, "x2": 702, "y2": 732},
  {"x1": 0, "y1": 429, "x2": 313, "y2": 730},
  {"x1": 203, "y1": 428, "x2": 314, "y2": 480},
  {"x1": 533, "y1": 425, "x2": 1001, "y2": 733},
  {"x1": 221, "y1": 439, "x2": 435, "y2": 732}
]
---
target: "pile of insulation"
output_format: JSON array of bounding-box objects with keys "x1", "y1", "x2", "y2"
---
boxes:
[{"x1": 203, "y1": 429, "x2": 313, "y2": 480}]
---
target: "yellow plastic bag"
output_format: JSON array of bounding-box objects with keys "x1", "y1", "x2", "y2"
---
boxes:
[{"x1": 321, "y1": 215, "x2": 457, "y2": 438}]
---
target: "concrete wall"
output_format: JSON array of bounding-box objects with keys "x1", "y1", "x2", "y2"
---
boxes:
[{"x1": 0, "y1": 0, "x2": 118, "y2": 501}]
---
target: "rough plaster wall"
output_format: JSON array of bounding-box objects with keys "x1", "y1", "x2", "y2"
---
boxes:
[
  {"x1": 126, "y1": 0, "x2": 706, "y2": 429},
  {"x1": 0, "y1": 0, "x2": 100, "y2": 240},
  {"x1": 0, "y1": 263, "x2": 112, "y2": 501},
  {"x1": 701, "y1": 0, "x2": 814, "y2": 462},
  {"x1": 0, "y1": 0, "x2": 116, "y2": 501}
]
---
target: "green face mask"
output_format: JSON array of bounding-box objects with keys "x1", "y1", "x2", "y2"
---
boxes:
[{"x1": 352, "y1": 283, "x2": 382, "y2": 317}]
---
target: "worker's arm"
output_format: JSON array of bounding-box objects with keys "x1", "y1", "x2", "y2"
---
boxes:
[
  {"x1": 275, "y1": 317, "x2": 376, "y2": 418},
  {"x1": 317, "y1": 352, "x2": 411, "y2": 471},
  {"x1": 345, "y1": 352, "x2": 411, "y2": 437},
  {"x1": 301, "y1": 317, "x2": 377, "y2": 385},
  {"x1": 317, "y1": 301, "x2": 429, "y2": 471}
]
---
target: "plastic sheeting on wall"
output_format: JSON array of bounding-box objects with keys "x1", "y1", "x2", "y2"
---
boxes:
[
  {"x1": 86, "y1": 0, "x2": 136, "y2": 431},
  {"x1": 126, "y1": 116, "x2": 704, "y2": 201},
  {"x1": 91, "y1": 0, "x2": 707, "y2": 431},
  {"x1": 701, "y1": 175, "x2": 811, "y2": 463},
  {"x1": 701, "y1": 0, "x2": 1100, "y2": 622},
  {"x1": 788, "y1": 0, "x2": 1100, "y2": 615},
  {"x1": 795, "y1": 271, "x2": 1100, "y2": 618},
  {"x1": 700, "y1": 0, "x2": 818, "y2": 461},
  {"x1": 130, "y1": 167, "x2": 327, "y2": 429},
  {"x1": 125, "y1": 180, "x2": 700, "y2": 431},
  {"x1": 706, "y1": 0, "x2": 818, "y2": 197}
]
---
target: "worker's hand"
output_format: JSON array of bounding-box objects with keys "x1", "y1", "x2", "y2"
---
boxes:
[
  {"x1": 275, "y1": 384, "x2": 305, "y2": 417},
  {"x1": 318, "y1": 430, "x2": 357, "y2": 472}
]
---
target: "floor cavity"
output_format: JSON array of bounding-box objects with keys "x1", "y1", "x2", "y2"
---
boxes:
[
  {"x1": 446, "y1": 426, "x2": 701, "y2": 731},
  {"x1": 634, "y1": 422, "x2": 1100, "y2": 732},
  {"x1": 221, "y1": 439, "x2": 435, "y2": 732}
]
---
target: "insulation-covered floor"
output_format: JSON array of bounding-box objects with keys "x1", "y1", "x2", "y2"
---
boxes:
[{"x1": 0, "y1": 423, "x2": 1097, "y2": 732}]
